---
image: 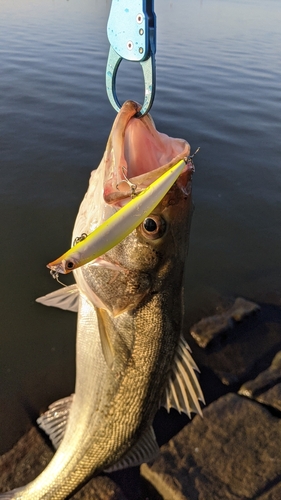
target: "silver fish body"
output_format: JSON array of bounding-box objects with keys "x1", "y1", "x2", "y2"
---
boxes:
[{"x1": 0, "y1": 101, "x2": 203, "y2": 499}]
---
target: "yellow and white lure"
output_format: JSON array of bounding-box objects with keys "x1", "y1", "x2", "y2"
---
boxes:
[{"x1": 47, "y1": 157, "x2": 190, "y2": 275}]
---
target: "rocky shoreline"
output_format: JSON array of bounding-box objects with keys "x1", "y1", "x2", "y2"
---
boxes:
[{"x1": 1, "y1": 293, "x2": 281, "y2": 499}]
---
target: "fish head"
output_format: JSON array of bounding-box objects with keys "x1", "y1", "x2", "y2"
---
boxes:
[{"x1": 73, "y1": 100, "x2": 194, "y2": 315}]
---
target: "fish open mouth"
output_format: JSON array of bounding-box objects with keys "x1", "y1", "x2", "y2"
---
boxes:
[{"x1": 103, "y1": 100, "x2": 191, "y2": 204}]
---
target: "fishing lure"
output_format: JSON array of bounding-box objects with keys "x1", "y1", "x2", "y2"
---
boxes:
[{"x1": 47, "y1": 157, "x2": 191, "y2": 275}]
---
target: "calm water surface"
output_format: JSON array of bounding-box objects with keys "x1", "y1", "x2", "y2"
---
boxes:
[{"x1": 0, "y1": 0, "x2": 280, "y2": 453}]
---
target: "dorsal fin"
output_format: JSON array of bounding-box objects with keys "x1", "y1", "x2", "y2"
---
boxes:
[
  {"x1": 36, "y1": 285, "x2": 79, "y2": 313},
  {"x1": 37, "y1": 395, "x2": 74, "y2": 449},
  {"x1": 162, "y1": 335, "x2": 204, "y2": 418},
  {"x1": 105, "y1": 426, "x2": 159, "y2": 472}
]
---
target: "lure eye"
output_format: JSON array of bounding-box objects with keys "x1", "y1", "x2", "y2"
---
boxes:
[
  {"x1": 66, "y1": 260, "x2": 75, "y2": 270},
  {"x1": 140, "y1": 215, "x2": 166, "y2": 240}
]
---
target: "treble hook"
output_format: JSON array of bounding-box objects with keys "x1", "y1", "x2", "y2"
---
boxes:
[
  {"x1": 116, "y1": 166, "x2": 138, "y2": 197},
  {"x1": 184, "y1": 147, "x2": 200, "y2": 169},
  {"x1": 73, "y1": 233, "x2": 88, "y2": 247},
  {"x1": 50, "y1": 269, "x2": 67, "y2": 287},
  {"x1": 188, "y1": 147, "x2": 200, "y2": 161}
]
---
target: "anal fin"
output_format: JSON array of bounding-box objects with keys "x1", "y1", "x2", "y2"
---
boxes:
[
  {"x1": 105, "y1": 426, "x2": 159, "y2": 472},
  {"x1": 37, "y1": 395, "x2": 74, "y2": 449}
]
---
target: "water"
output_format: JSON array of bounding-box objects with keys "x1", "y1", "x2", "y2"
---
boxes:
[{"x1": 0, "y1": 0, "x2": 280, "y2": 454}]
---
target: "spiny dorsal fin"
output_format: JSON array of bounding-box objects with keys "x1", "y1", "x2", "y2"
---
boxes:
[
  {"x1": 163, "y1": 335, "x2": 204, "y2": 418},
  {"x1": 105, "y1": 426, "x2": 159, "y2": 472},
  {"x1": 36, "y1": 285, "x2": 79, "y2": 313},
  {"x1": 37, "y1": 395, "x2": 74, "y2": 449}
]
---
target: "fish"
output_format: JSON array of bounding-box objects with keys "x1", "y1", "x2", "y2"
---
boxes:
[{"x1": 0, "y1": 100, "x2": 204, "y2": 499}]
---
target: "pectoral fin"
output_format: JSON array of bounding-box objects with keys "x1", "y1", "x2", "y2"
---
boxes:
[
  {"x1": 162, "y1": 335, "x2": 205, "y2": 418},
  {"x1": 95, "y1": 308, "x2": 133, "y2": 369},
  {"x1": 96, "y1": 308, "x2": 115, "y2": 369},
  {"x1": 36, "y1": 285, "x2": 80, "y2": 313},
  {"x1": 105, "y1": 426, "x2": 159, "y2": 472}
]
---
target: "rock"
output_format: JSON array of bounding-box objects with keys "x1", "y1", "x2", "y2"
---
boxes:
[
  {"x1": 187, "y1": 301, "x2": 281, "y2": 385},
  {"x1": 0, "y1": 427, "x2": 128, "y2": 499},
  {"x1": 189, "y1": 314, "x2": 233, "y2": 348},
  {"x1": 239, "y1": 351, "x2": 281, "y2": 412},
  {"x1": 73, "y1": 476, "x2": 129, "y2": 500},
  {"x1": 0, "y1": 427, "x2": 53, "y2": 491},
  {"x1": 141, "y1": 393, "x2": 281, "y2": 500},
  {"x1": 228, "y1": 297, "x2": 260, "y2": 321},
  {"x1": 190, "y1": 297, "x2": 260, "y2": 348},
  {"x1": 258, "y1": 482, "x2": 281, "y2": 500}
]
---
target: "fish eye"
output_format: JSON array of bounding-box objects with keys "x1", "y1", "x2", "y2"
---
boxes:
[
  {"x1": 143, "y1": 218, "x2": 157, "y2": 232},
  {"x1": 140, "y1": 215, "x2": 166, "y2": 240}
]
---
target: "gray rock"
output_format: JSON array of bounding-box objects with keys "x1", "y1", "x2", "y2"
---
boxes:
[
  {"x1": 187, "y1": 301, "x2": 281, "y2": 385},
  {"x1": 0, "y1": 427, "x2": 128, "y2": 499},
  {"x1": 141, "y1": 393, "x2": 281, "y2": 500},
  {"x1": 257, "y1": 482, "x2": 281, "y2": 500},
  {"x1": 239, "y1": 351, "x2": 281, "y2": 412},
  {"x1": 190, "y1": 297, "x2": 260, "y2": 348}
]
